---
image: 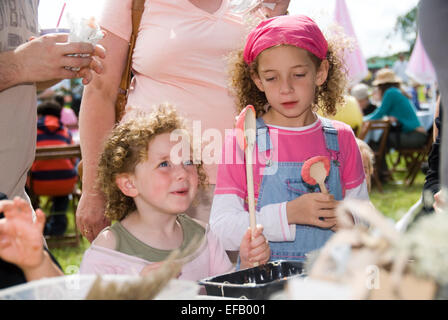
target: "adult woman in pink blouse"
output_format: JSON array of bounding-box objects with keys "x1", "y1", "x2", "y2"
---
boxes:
[{"x1": 77, "y1": 0, "x2": 290, "y2": 242}]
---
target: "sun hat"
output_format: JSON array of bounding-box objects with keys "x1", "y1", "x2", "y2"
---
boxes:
[
  {"x1": 243, "y1": 14, "x2": 328, "y2": 65},
  {"x1": 372, "y1": 68, "x2": 402, "y2": 86},
  {"x1": 351, "y1": 83, "x2": 370, "y2": 100},
  {"x1": 409, "y1": 77, "x2": 421, "y2": 87}
]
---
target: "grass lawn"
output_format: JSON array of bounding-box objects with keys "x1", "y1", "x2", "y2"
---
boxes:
[{"x1": 49, "y1": 156, "x2": 426, "y2": 275}]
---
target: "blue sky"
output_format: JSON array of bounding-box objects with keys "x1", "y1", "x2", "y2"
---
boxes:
[{"x1": 38, "y1": 0, "x2": 419, "y2": 58}]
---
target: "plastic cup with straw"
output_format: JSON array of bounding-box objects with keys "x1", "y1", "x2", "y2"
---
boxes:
[
  {"x1": 56, "y1": 2, "x2": 67, "y2": 29},
  {"x1": 40, "y1": 2, "x2": 69, "y2": 35}
]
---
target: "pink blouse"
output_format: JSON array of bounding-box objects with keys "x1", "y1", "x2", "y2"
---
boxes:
[
  {"x1": 79, "y1": 225, "x2": 234, "y2": 282},
  {"x1": 99, "y1": 0, "x2": 249, "y2": 183}
]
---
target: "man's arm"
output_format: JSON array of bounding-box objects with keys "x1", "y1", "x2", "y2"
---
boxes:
[
  {"x1": 0, "y1": 50, "x2": 24, "y2": 91},
  {"x1": 0, "y1": 33, "x2": 105, "y2": 92}
]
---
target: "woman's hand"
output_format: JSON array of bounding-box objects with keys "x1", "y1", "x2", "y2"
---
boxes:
[
  {"x1": 386, "y1": 115, "x2": 398, "y2": 123},
  {"x1": 76, "y1": 192, "x2": 110, "y2": 242},
  {"x1": 76, "y1": 42, "x2": 106, "y2": 85},
  {"x1": 286, "y1": 193, "x2": 338, "y2": 229},
  {"x1": 239, "y1": 225, "x2": 271, "y2": 269}
]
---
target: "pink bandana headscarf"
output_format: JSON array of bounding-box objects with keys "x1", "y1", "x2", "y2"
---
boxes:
[{"x1": 243, "y1": 15, "x2": 328, "y2": 65}]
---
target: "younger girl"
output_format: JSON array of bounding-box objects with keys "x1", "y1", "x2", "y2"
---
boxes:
[
  {"x1": 80, "y1": 105, "x2": 270, "y2": 280},
  {"x1": 210, "y1": 15, "x2": 368, "y2": 262}
]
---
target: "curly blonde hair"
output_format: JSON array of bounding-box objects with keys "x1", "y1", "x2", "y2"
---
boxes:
[
  {"x1": 356, "y1": 138, "x2": 374, "y2": 192},
  {"x1": 97, "y1": 104, "x2": 208, "y2": 221},
  {"x1": 228, "y1": 40, "x2": 348, "y2": 117}
]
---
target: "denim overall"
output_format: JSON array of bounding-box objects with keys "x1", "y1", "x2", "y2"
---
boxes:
[{"x1": 255, "y1": 117, "x2": 343, "y2": 262}]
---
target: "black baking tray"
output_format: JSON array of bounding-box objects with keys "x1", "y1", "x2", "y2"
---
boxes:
[{"x1": 198, "y1": 260, "x2": 305, "y2": 300}]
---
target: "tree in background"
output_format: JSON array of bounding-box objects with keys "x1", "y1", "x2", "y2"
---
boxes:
[
  {"x1": 392, "y1": 6, "x2": 418, "y2": 55},
  {"x1": 367, "y1": 6, "x2": 417, "y2": 71}
]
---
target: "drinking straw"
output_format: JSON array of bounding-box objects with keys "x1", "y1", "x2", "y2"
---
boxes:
[{"x1": 56, "y1": 2, "x2": 66, "y2": 28}]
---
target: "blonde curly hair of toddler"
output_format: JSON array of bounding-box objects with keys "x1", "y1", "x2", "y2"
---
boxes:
[{"x1": 97, "y1": 104, "x2": 208, "y2": 221}]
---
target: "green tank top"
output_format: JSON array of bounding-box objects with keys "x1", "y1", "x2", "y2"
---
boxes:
[{"x1": 108, "y1": 214, "x2": 205, "y2": 262}]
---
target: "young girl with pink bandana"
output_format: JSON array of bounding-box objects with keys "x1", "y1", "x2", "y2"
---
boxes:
[{"x1": 210, "y1": 15, "x2": 369, "y2": 262}]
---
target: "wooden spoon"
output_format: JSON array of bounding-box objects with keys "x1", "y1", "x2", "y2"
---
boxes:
[
  {"x1": 309, "y1": 161, "x2": 328, "y2": 194},
  {"x1": 302, "y1": 156, "x2": 331, "y2": 194},
  {"x1": 236, "y1": 105, "x2": 258, "y2": 266}
]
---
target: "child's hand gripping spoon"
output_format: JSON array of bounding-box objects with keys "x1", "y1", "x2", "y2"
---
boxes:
[
  {"x1": 236, "y1": 105, "x2": 258, "y2": 265},
  {"x1": 302, "y1": 156, "x2": 331, "y2": 223},
  {"x1": 301, "y1": 156, "x2": 331, "y2": 194}
]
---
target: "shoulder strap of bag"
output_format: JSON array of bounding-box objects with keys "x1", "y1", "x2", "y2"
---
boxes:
[
  {"x1": 116, "y1": 0, "x2": 145, "y2": 121},
  {"x1": 79, "y1": 1, "x2": 145, "y2": 182}
]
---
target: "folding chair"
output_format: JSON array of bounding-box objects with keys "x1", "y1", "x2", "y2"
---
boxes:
[
  {"x1": 389, "y1": 128, "x2": 434, "y2": 186},
  {"x1": 28, "y1": 144, "x2": 82, "y2": 248},
  {"x1": 358, "y1": 119, "x2": 392, "y2": 193}
]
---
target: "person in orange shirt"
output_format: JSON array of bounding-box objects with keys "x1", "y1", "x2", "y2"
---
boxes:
[{"x1": 29, "y1": 101, "x2": 78, "y2": 236}]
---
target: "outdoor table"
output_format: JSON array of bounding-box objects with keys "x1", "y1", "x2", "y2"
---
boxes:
[{"x1": 363, "y1": 103, "x2": 435, "y2": 144}]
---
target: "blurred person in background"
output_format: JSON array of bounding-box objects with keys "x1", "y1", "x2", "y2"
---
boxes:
[
  {"x1": 28, "y1": 101, "x2": 78, "y2": 236},
  {"x1": 392, "y1": 53, "x2": 409, "y2": 84},
  {"x1": 351, "y1": 83, "x2": 377, "y2": 116},
  {"x1": 320, "y1": 95, "x2": 364, "y2": 136},
  {"x1": 364, "y1": 68, "x2": 427, "y2": 181}
]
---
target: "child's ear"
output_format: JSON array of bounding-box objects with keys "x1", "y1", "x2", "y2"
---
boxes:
[
  {"x1": 250, "y1": 71, "x2": 265, "y2": 92},
  {"x1": 115, "y1": 173, "x2": 138, "y2": 197},
  {"x1": 315, "y1": 59, "x2": 330, "y2": 86}
]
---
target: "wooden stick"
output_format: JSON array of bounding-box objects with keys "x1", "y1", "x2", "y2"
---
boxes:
[
  {"x1": 243, "y1": 108, "x2": 257, "y2": 235},
  {"x1": 244, "y1": 107, "x2": 258, "y2": 267},
  {"x1": 245, "y1": 146, "x2": 256, "y2": 234},
  {"x1": 245, "y1": 145, "x2": 258, "y2": 267},
  {"x1": 309, "y1": 161, "x2": 328, "y2": 194},
  {"x1": 318, "y1": 181, "x2": 328, "y2": 194}
]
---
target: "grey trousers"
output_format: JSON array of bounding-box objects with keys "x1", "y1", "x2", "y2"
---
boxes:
[{"x1": 418, "y1": 0, "x2": 448, "y2": 187}]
